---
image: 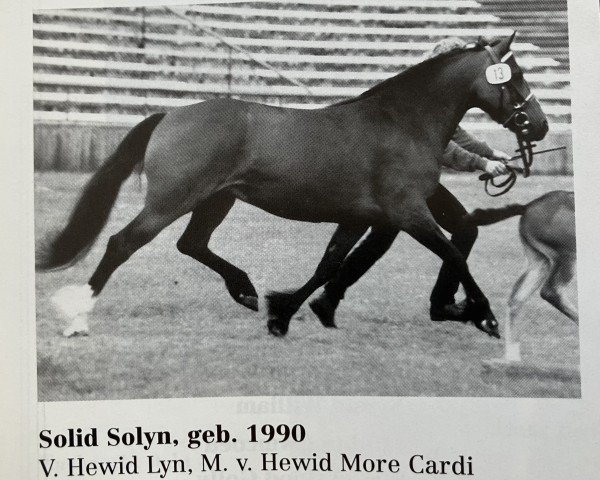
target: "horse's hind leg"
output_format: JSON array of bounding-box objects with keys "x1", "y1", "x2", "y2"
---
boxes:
[
  {"x1": 540, "y1": 256, "x2": 578, "y2": 323},
  {"x1": 58, "y1": 206, "x2": 180, "y2": 337},
  {"x1": 507, "y1": 251, "x2": 550, "y2": 341},
  {"x1": 177, "y1": 194, "x2": 259, "y2": 311},
  {"x1": 266, "y1": 225, "x2": 367, "y2": 336}
]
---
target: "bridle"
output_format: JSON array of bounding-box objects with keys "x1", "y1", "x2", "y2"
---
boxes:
[{"x1": 479, "y1": 45, "x2": 538, "y2": 195}]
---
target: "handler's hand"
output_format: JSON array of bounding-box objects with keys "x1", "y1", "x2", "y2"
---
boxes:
[
  {"x1": 484, "y1": 159, "x2": 508, "y2": 177},
  {"x1": 491, "y1": 149, "x2": 512, "y2": 162}
]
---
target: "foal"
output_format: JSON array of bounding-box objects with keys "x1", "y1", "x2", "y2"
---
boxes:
[{"x1": 467, "y1": 190, "x2": 577, "y2": 326}]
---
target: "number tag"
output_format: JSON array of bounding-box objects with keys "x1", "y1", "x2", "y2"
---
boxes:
[{"x1": 485, "y1": 63, "x2": 512, "y2": 84}]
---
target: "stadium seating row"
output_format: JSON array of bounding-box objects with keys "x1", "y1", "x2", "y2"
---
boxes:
[{"x1": 32, "y1": 1, "x2": 570, "y2": 127}]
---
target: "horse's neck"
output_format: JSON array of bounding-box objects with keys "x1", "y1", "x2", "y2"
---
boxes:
[{"x1": 379, "y1": 57, "x2": 479, "y2": 152}]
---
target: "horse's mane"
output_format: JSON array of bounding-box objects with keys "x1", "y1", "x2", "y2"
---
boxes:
[{"x1": 333, "y1": 38, "x2": 499, "y2": 107}]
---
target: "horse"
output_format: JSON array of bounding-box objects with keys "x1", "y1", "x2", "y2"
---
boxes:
[
  {"x1": 466, "y1": 191, "x2": 577, "y2": 334},
  {"x1": 36, "y1": 34, "x2": 548, "y2": 339}
]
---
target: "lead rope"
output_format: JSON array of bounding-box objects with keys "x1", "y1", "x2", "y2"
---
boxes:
[
  {"x1": 479, "y1": 166, "x2": 518, "y2": 196},
  {"x1": 479, "y1": 144, "x2": 528, "y2": 196},
  {"x1": 479, "y1": 145, "x2": 567, "y2": 196}
]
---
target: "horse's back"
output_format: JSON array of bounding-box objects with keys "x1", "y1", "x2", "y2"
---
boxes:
[{"x1": 144, "y1": 98, "x2": 339, "y2": 175}]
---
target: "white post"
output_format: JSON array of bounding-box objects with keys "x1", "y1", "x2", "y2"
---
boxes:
[{"x1": 504, "y1": 312, "x2": 522, "y2": 362}]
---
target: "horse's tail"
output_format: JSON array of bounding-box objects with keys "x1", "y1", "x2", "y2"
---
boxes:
[
  {"x1": 465, "y1": 203, "x2": 528, "y2": 226},
  {"x1": 36, "y1": 113, "x2": 166, "y2": 271}
]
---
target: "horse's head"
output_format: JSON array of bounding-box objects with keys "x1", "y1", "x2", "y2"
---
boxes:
[{"x1": 470, "y1": 33, "x2": 548, "y2": 142}]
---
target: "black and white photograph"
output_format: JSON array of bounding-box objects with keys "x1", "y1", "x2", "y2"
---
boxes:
[{"x1": 33, "y1": 0, "x2": 580, "y2": 401}]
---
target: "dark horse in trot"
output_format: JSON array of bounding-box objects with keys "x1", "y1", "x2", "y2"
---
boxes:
[{"x1": 37, "y1": 35, "x2": 548, "y2": 339}]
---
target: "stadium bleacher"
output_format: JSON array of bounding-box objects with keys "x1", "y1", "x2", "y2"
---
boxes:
[{"x1": 32, "y1": 0, "x2": 571, "y2": 172}]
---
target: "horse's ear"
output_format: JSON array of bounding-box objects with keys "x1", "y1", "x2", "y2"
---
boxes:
[{"x1": 496, "y1": 31, "x2": 517, "y2": 55}]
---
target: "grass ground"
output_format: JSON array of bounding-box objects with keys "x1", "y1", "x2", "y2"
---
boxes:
[{"x1": 35, "y1": 172, "x2": 579, "y2": 400}]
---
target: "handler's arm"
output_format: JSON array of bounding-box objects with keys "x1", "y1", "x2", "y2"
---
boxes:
[
  {"x1": 441, "y1": 141, "x2": 488, "y2": 172},
  {"x1": 451, "y1": 126, "x2": 495, "y2": 158}
]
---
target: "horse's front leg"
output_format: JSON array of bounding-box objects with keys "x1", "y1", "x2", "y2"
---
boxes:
[
  {"x1": 266, "y1": 224, "x2": 367, "y2": 336},
  {"x1": 398, "y1": 202, "x2": 500, "y2": 338}
]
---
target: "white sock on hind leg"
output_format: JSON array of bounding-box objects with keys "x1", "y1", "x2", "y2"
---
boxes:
[
  {"x1": 50, "y1": 284, "x2": 97, "y2": 337},
  {"x1": 62, "y1": 314, "x2": 90, "y2": 338}
]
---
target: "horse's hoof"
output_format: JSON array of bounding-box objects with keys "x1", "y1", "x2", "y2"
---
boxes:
[
  {"x1": 63, "y1": 328, "x2": 89, "y2": 338},
  {"x1": 226, "y1": 277, "x2": 259, "y2": 311},
  {"x1": 265, "y1": 291, "x2": 297, "y2": 336},
  {"x1": 265, "y1": 292, "x2": 298, "y2": 317},
  {"x1": 267, "y1": 319, "x2": 288, "y2": 337},
  {"x1": 474, "y1": 317, "x2": 500, "y2": 339},
  {"x1": 238, "y1": 294, "x2": 259, "y2": 312},
  {"x1": 62, "y1": 313, "x2": 90, "y2": 337},
  {"x1": 309, "y1": 295, "x2": 337, "y2": 328},
  {"x1": 461, "y1": 299, "x2": 500, "y2": 338}
]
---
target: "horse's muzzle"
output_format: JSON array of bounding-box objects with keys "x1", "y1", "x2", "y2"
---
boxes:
[{"x1": 527, "y1": 119, "x2": 549, "y2": 141}]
